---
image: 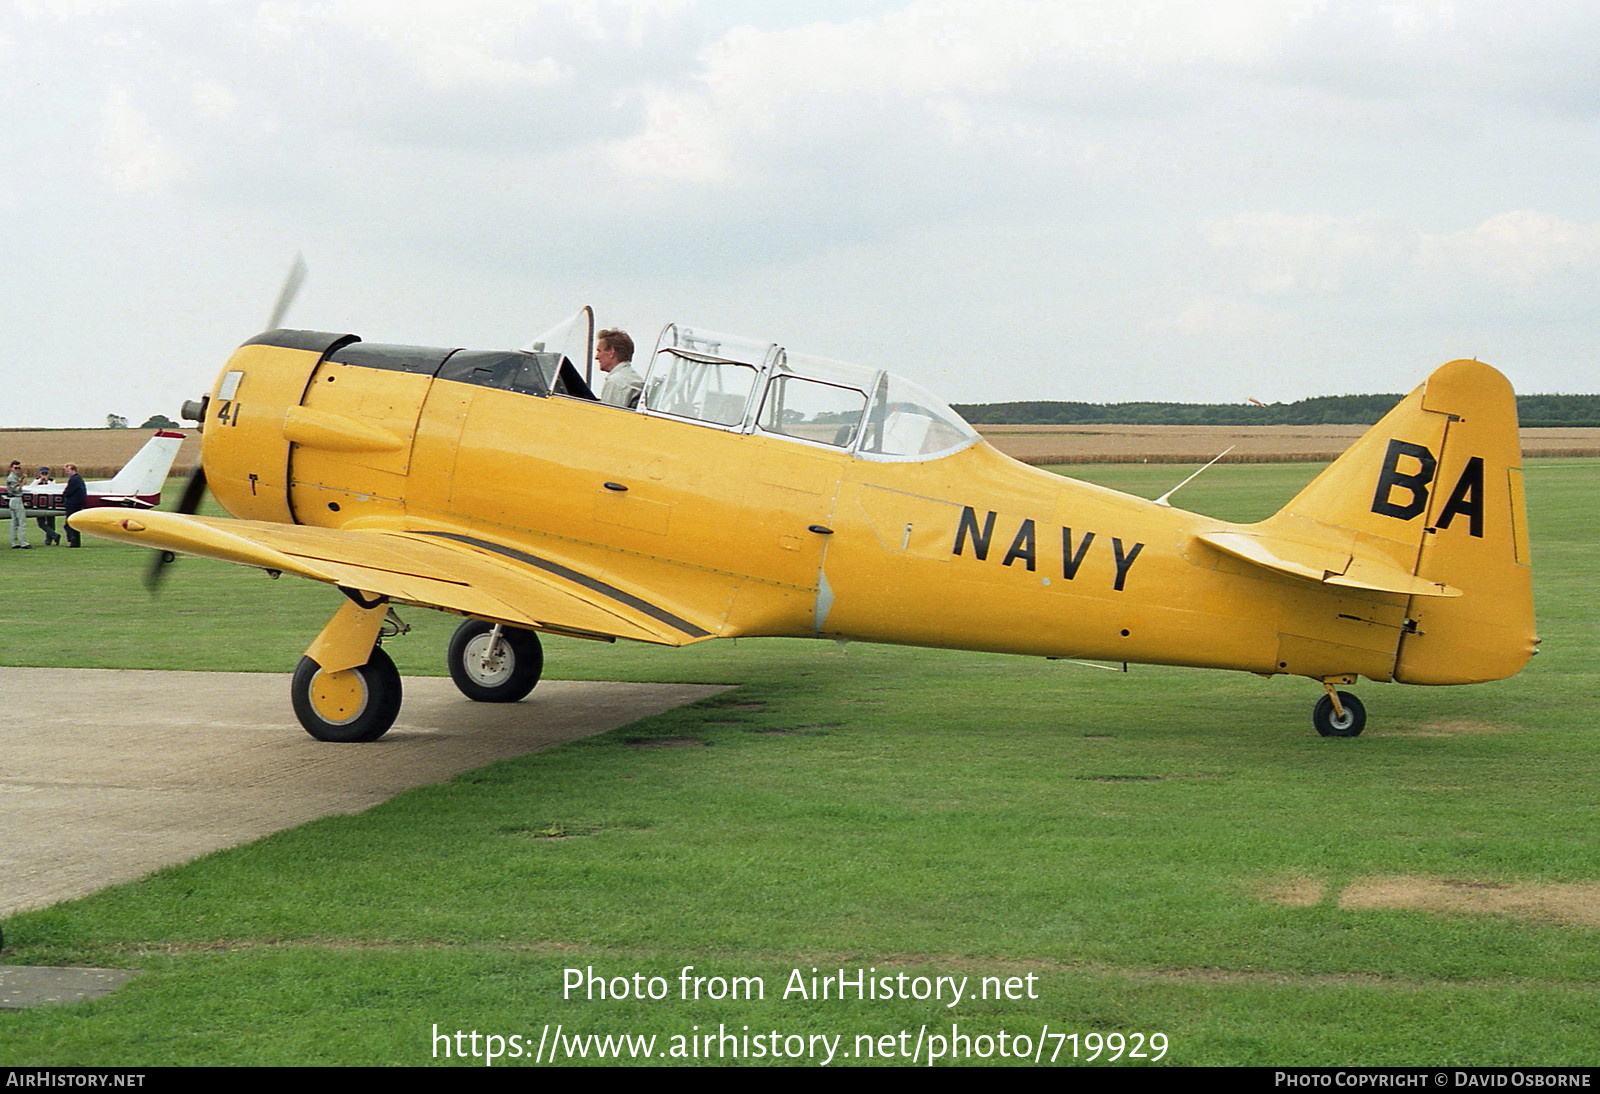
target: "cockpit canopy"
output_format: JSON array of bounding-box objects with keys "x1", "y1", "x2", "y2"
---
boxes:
[
  {"x1": 521, "y1": 311, "x2": 977, "y2": 460},
  {"x1": 637, "y1": 323, "x2": 977, "y2": 461}
]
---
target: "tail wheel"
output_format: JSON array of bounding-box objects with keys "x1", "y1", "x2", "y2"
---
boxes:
[
  {"x1": 291, "y1": 645, "x2": 402, "y2": 742},
  {"x1": 1312, "y1": 691, "x2": 1366, "y2": 737},
  {"x1": 448, "y1": 620, "x2": 543, "y2": 703}
]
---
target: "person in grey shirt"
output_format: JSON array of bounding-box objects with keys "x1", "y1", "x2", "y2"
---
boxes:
[
  {"x1": 596, "y1": 328, "x2": 642, "y2": 409},
  {"x1": 7, "y1": 460, "x2": 29, "y2": 549}
]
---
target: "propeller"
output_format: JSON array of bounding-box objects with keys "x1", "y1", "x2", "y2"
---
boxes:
[
  {"x1": 146, "y1": 256, "x2": 306, "y2": 591},
  {"x1": 267, "y1": 253, "x2": 307, "y2": 332},
  {"x1": 143, "y1": 464, "x2": 206, "y2": 591}
]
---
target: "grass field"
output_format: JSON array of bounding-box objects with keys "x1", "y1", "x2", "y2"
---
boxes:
[{"x1": 0, "y1": 460, "x2": 1595, "y2": 1067}]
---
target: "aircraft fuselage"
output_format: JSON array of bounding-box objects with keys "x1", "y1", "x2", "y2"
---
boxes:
[{"x1": 197, "y1": 330, "x2": 1512, "y2": 687}]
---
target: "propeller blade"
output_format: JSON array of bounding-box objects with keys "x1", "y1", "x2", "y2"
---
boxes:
[
  {"x1": 266, "y1": 253, "x2": 307, "y2": 331},
  {"x1": 144, "y1": 464, "x2": 207, "y2": 592},
  {"x1": 175, "y1": 463, "x2": 208, "y2": 514}
]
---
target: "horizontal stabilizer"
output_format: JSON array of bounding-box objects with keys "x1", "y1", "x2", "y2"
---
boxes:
[{"x1": 1197, "y1": 530, "x2": 1460, "y2": 598}]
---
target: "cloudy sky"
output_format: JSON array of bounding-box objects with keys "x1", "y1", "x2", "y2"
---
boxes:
[{"x1": 4, "y1": 0, "x2": 1598, "y2": 426}]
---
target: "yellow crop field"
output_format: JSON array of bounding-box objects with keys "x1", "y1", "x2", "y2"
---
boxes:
[
  {"x1": 0, "y1": 430, "x2": 201, "y2": 479},
  {"x1": 3, "y1": 423, "x2": 1593, "y2": 479},
  {"x1": 977, "y1": 423, "x2": 1600, "y2": 464}
]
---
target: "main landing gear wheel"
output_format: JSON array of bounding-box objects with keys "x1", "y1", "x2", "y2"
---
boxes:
[
  {"x1": 1312, "y1": 691, "x2": 1366, "y2": 737},
  {"x1": 448, "y1": 620, "x2": 543, "y2": 703},
  {"x1": 291, "y1": 645, "x2": 403, "y2": 742}
]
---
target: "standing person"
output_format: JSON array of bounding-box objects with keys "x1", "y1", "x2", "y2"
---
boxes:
[
  {"x1": 61, "y1": 463, "x2": 87, "y2": 548},
  {"x1": 6, "y1": 460, "x2": 29, "y2": 549},
  {"x1": 34, "y1": 467, "x2": 59, "y2": 546},
  {"x1": 596, "y1": 328, "x2": 643, "y2": 409}
]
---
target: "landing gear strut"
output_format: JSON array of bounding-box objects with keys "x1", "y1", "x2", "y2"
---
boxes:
[
  {"x1": 447, "y1": 620, "x2": 543, "y2": 702},
  {"x1": 292, "y1": 593, "x2": 402, "y2": 742}
]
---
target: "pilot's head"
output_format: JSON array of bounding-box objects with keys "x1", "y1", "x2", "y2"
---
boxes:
[{"x1": 596, "y1": 329, "x2": 634, "y2": 371}]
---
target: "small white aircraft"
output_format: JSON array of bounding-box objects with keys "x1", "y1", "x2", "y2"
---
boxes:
[{"x1": 17, "y1": 431, "x2": 186, "y2": 516}]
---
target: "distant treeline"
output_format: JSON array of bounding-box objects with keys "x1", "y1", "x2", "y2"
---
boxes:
[{"x1": 953, "y1": 393, "x2": 1600, "y2": 428}]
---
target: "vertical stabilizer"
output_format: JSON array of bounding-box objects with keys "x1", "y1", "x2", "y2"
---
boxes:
[
  {"x1": 1268, "y1": 360, "x2": 1535, "y2": 685},
  {"x1": 101, "y1": 431, "x2": 186, "y2": 498}
]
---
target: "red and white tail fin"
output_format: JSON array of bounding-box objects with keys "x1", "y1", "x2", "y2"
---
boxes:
[
  {"x1": 1266, "y1": 360, "x2": 1536, "y2": 685},
  {"x1": 100, "y1": 431, "x2": 186, "y2": 498}
]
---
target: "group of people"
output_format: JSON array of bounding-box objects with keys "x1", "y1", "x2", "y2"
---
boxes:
[{"x1": 7, "y1": 460, "x2": 86, "y2": 550}]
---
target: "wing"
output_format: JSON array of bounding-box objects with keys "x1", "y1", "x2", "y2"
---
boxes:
[{"x1": 69, "y1": 509, "x2": 720, "y2": 646}]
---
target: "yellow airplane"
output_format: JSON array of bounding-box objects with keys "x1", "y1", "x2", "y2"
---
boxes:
[{"x1": 72, "y1": 307, "x2": 1536, "y2": 741}]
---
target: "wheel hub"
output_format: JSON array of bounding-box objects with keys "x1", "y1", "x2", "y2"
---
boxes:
[
  {"x1": 464, "y1": 634, "x2": 514, "y2": 687},
  {"x1": 308, "y1": 667, "x2": 369, "y2": 726}
]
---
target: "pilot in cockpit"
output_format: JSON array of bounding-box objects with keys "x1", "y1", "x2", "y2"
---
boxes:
[{"x1": 596, "y1": 329, "x2": 643, "y2": 409}]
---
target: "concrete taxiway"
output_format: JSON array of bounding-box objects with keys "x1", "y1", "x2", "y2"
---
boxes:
[{"x1": 0, "y1": 667, "x2": 727, "y2": 916}]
